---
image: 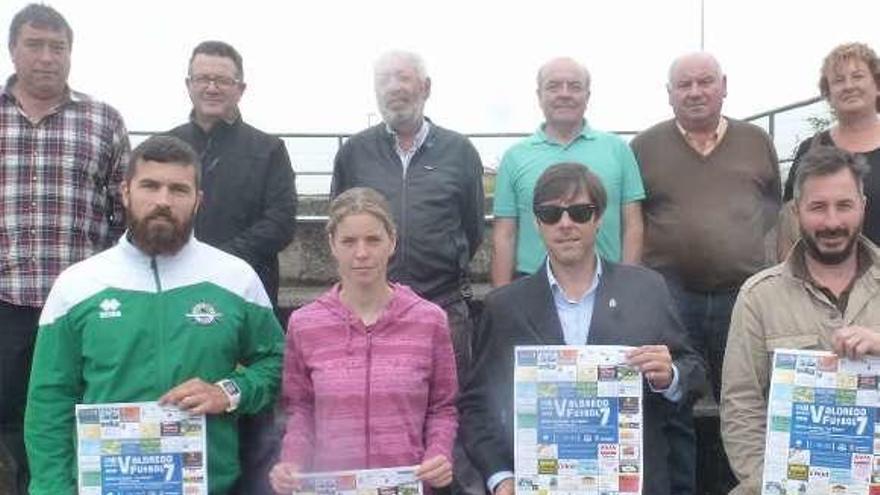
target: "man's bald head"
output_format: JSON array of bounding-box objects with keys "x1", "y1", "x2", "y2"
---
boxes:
[{"x1": 667, "y1": 52, "x2": 727, "y2": 132}]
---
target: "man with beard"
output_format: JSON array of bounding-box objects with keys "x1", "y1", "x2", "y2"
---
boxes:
[
  {"x1": 24, "y1": 135, "x2": 284, "y2": 495},
  {"x1": 332, "y1": 51, "x2": 483, "y2": 378},
  {"x1": 331, "y1": 51, "x2": 484, "y2": 493},
  {"x1": 721, "y1": 146, "x2": 880, "y2": 495}
]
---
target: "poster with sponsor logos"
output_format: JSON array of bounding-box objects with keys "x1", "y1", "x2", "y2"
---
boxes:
[
  {"x1": 514, "y1": 345, "x2": 643, "y2": 495},
  {"x1": 75, "y1": 401, "x2": 208, "y2": 495},
  {"x1": 762, "y1": 349, "x2": 880, "y2": 495},
  {"x1": 290, "y1": 466, "x2": 422, "y2": 495}
]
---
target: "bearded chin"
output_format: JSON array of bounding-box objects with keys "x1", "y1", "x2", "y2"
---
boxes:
[
  {"x1": 129, "y1": 215, "x2": 193, "y2": 256},
  {"x1": 800, "y1": 229, "x2": 859, "y2": 265},
  {"x1": 378, "y1": 102, "x2": 423, "y2": 131}
]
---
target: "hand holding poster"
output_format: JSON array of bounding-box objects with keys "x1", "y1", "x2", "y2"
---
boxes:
[
  {"x1": 75, "y1": 401, "x2": 208, "y2": 495},
  {"x1": 514, "y1": 345, "x2": 643, "y2": 494},
  {"x1": 288, "y1": 466, "x2": 422, "y2": 495},
  {"x1": 763, "y1": 349, "x2": 880, "y2": 495}
]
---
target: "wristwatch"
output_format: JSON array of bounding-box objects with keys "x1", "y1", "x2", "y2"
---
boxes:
[{"x1": 215, "y1": 379, "x2": 241, "y2": 412}]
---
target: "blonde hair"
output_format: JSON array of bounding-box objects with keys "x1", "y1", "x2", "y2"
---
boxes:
[
  {"x1": 326, "y1": 187, "x2": 396, "y2": 238},
  {"x1": 819, "y1": 42, "x2": 880, "y2": 111}
]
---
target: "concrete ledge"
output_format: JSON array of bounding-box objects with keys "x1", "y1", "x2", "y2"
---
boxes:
[{"x1": 280, "y1": 195, "x2": 494, "y2": 291}]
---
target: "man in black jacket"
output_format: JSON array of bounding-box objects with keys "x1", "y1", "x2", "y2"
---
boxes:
[
  {"x1": 169, "y1": 40, "x2": 296, "y2": 309},
  {"x1": 331, "y1": 50, "x2": 485, "y2": 495},
  {"x1": 169, "y1": 40, "x2": 296, "y2": 495},
  {"x1": 331, "y1": 50, "x2": 484, "y2": 378}
]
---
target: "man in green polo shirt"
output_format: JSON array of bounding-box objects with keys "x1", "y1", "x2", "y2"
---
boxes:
[{"x1": 490, "y1": 57, "x2": 645, "y2": 286}]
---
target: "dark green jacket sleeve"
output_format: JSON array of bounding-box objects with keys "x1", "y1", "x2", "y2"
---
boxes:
[{"x1": 229, "y1": 299, "x2": 284, "y2": 414}]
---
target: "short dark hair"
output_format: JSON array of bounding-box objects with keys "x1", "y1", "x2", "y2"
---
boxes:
[
  {"x1": 533, "y1": 162, "x2": 607, "y2": 216},
  {"x1": 793, "y1": 146, "x2": 869, "y2": 201},
  {"x1": 127, "y1": 135, "x2": 201, "y2": 188},
  {"x1": 8, "y1": 3, "x2": 72, "y2": 50},
  {"x1": 189, "y1": 40, "x2": 244, "y2": 81}
]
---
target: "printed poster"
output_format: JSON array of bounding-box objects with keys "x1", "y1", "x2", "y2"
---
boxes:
[
  {"x1": 290, "y1": 466, "x2": 422, "y2": 495},
  {"x1": 75, "y1": 401, "x2": 208, "y2": 495},
  {"x1": 514, "y1": 345, "x2": 643, "y2": 494},
  {"x1": 763, "y1": 349, "x2": 880, "y2": 495}
]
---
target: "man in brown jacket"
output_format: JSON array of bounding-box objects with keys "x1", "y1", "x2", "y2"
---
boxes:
[{"x1": 721, "y1": 146, "x2": 880, "y2": 495}]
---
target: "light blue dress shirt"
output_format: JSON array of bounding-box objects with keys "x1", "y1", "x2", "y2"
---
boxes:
[{"x1": 547, "y1": 256, "x2": 603, "y2": 345}]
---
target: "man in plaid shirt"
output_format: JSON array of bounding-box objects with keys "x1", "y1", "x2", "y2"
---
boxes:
[{"x1": 0, "y1": 5, "x2": 130, "y2": 494}]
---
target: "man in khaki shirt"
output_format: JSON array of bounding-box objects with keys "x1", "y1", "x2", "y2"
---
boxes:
[{"x1": 721, "y1": 146, "x2": 880, "y2": 495}]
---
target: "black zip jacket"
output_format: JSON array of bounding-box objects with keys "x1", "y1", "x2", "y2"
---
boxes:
[
  {"x1": 331, "y1": 120, "x2": 484, "y2": 304},
  {"x1": 169, "y1": 115, "x2": 297, "y2": 306}
]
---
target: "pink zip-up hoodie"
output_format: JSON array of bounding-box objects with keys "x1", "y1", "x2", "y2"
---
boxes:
[{"x1": 280, "y1": 283, "x2": 458, "y2": 473}]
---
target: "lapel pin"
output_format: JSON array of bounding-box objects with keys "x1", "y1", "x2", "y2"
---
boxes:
[{"x1": 609, "y1": 298, "x2": 617, "y2": 309}]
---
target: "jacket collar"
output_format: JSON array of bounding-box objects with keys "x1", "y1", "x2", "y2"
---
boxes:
[
  {"x1": 517, "y1": 258, "x2": 623, "y2": 345},
  {"x1": 529, "y1": 119, "x2": 596, "y2": 146},
  {"x1": 2, "y1": 74, "x2": 85, "y2": 114},
  {"x1": 784, "y1": 236, "x2": 879, "y2": 284},
  {"x1": 118, "y1": 232, "x2": 199, "y2": 266},
  {"x1": 187, "y1": 109, "x2": 241, "y2": 139},
  {"x1": 518, "y1": 263, "x2": 566, "y2": 344}
]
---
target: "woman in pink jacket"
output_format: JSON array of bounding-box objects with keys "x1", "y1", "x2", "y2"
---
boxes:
[{"x1": 269, "y1": 187, "x2": 458, "y2": 494}]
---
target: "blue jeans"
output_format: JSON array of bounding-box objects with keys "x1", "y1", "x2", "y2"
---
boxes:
[
  {"x1": 663, "y1": 280, "x2": 737, "y2": 403},
  {"x1": 661, "y1": 273, "x2": 739, "y2": 495}
]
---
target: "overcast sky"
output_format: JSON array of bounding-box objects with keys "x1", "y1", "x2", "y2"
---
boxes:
[{"x1": 3, "y1": 0, "x2": 879, "y2": 137}]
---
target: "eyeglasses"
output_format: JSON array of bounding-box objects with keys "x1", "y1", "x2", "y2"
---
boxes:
[
  {"x1": 188, "y1": 74, "x2": 240, "y2": 89},
  {"x1": 533, "y1": 203, "x2": 597, "y2": 224}
]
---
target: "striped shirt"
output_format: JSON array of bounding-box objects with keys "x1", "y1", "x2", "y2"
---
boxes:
[{"x1": 0, "y1": 77, "x2": 130, "y2": 307}]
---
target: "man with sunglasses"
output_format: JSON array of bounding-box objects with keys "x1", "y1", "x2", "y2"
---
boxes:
[
  {"x1": 459, "y1": 163, "x2": 705, "y2": 495},
  {"x1": 168, "y1": 40, "x2": 297, "y2": 495}
]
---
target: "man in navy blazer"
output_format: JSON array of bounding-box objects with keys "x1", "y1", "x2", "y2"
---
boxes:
[{"x1": 459, "y1": 163, "x2": 706, "y2": 495}]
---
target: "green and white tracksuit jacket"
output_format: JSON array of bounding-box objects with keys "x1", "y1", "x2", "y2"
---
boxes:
[{"x1": 24, "y1": 235, "x2": 285, "y2": 495}]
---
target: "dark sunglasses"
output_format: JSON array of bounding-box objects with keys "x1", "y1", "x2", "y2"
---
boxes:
[{"x1": 533, "y1": 203, "x2": 597, "y2": 224}]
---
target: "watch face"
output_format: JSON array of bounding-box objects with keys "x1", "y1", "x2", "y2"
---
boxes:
[{"x1": 221, "y1": 380, "x2": 240, "y2": 396}]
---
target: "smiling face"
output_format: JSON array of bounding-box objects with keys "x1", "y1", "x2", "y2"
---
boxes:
[
  {"x1": 537, "y1": 58, "x2": 589, "y2": 130},
  {"x1": 10, "y1": 22, "x2": 71, "y2": 101},
  {"x1": 330, "y1": 212, "x2": 397, "y2": 290},
  {"x1": 797, "y1": 167, "x2": 865, "y2": 266},
  {"x1": 536, "y1": 191, "x2": 601, "y2": 269},
  {"x1": 825, "y1": 58, "x2": 880, "y2": 118},
  {"x1": 187, "y1": 53, "x2": 245, "y2": 128}
]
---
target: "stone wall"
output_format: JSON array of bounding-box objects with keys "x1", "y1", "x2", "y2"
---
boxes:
[{"x1": 278, "y1": 196, "x2": 493, "y2": 307}]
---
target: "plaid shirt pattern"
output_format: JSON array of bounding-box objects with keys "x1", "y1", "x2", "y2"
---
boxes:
[{"x1": 0, "y1": 79, "x2": 130, "y2": 307}]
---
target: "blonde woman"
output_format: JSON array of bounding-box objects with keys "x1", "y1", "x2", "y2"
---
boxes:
[
  {"x1": 780, "y1": 42, "x2": 880, "y2": 257},
  {"x1": 270, "y1": 187, "x2": 457, "y2": 494}
]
